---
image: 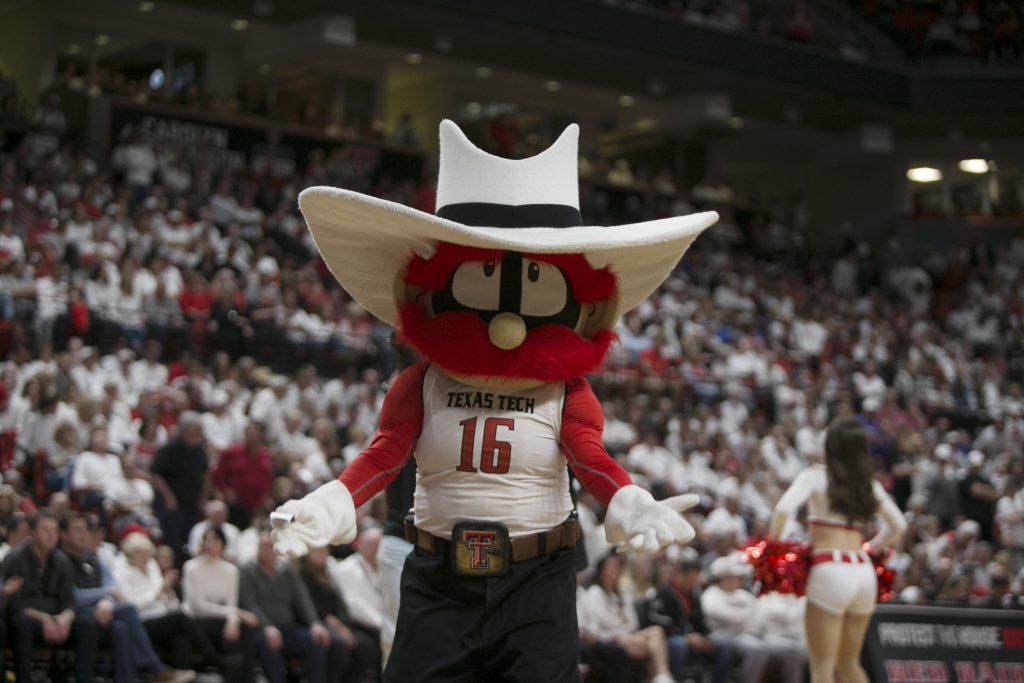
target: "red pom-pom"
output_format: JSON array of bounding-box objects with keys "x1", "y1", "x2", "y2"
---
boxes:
[
  {"x1": 867, "y1": 547, "x2": 896, "y2": 603},
  {"x1": 744, "y1": 540, "x2": 811, "y2": 597}
]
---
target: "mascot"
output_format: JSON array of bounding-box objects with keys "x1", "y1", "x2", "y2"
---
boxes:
[{"x1": 272, "y1": 120, "x2": 718, "y2": 682}]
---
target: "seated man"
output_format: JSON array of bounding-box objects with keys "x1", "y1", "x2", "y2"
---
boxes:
[
  {"x1": 330, "y1": 527, "x2": 384, "y2": 649},
  {"x1": 241, "y1": 531, "x2": 332, "y2": 683},
  {"x1": 644, "y1": 550, "x2": 736, "y2": 683},
  {"x1": 2, "y1": 509, "x2": 99, "y2": 683},
  {"x1": 70, "y1": 426, "x2": 126, "y2": 515},
  {"x1": 59, "y1": 512, "x2": 195, "y2": 683},
  {"x1": 700, "y1": 554, "x2": 776, "y2": 683}
]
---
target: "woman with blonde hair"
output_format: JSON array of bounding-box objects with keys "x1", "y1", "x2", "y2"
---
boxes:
[
  {"x1": 770, "y1": 417, "x2": 907, "y2": 683},
  {"x1": 114, "y1": 532, "x2": 211, "y2": 671}
]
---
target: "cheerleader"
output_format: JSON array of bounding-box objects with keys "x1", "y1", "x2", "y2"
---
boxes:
[{"x1": 769, "y1": 417, "x2": 907, "y2": 683}]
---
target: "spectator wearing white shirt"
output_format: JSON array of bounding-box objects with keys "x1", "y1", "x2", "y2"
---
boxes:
[
  {"x1": 0, "y1": 218, "x2": 25, "y2": 263},
  {"x1": 248, "y1": 376, "x2": 288, "y2": 440},
  {"x1": 114, "y1": 532, "x2": 214, "y2": 670},
  {"x1": 703, "y1": 492, "x2": 748, "y2": 547},
  {"x1": 276, "y1": 409, "x2": 331, "y2": 485},
  {"x1": 626, "y1": 429, "x2": 675, "y2": 488},
  {"x1": 853, "y1": 362, "x2": 887, "y2": 406},
  {"x1": 35, "y1": 261, "x2": 68, "y2": 346},
  {"x1": 130, "y1": 341, "x2": 169, "y2": 396},
  {"x1": 602, "y1": 401, "x2": 638, "y2": 454},
  {"x1": 701, "y1": 553, "x2": 784, "y2": 683},
  {"x1": 201, "y1": 390, "x2": 242, "y2": 452},
  {"x1": 105, "y1": 453, "x2": 157, "y2": 523},
  {"x1": 182, "y1": 525, "x2": 259, "y2": 682},
  {"x1": 70, "y1": 347, "x2": 107, "y2": 400},
  {"x1": 581, "y1": 553, "x2": 674, "y2": 683},
  {"x1": 111, "y1": 260, "x2": 148, "y2": 350},
  {"x1": 330, "y1": 528, "x2": 384, "y2": 636},
  {"x1": 186, "y1": 500, "x2": 241, "y2": 560},
  {"x1": 753, "y1": 592, "x2": 807, "y2": 683},
  {"x1": 70, "y1": 426, "x2": 126, "y2": 513},
  {"x1": 112, "y1": 131, "x2": 158, "y2": 200}
]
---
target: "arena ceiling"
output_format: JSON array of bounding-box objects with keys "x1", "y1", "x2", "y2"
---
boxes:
[{"x1": 51, "y1": 0, "x2": 1024, "y2": 139}]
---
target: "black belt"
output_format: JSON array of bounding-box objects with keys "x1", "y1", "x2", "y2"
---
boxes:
[{"x1": 404, "y1": 517, "x2": 579, "y2": 576}]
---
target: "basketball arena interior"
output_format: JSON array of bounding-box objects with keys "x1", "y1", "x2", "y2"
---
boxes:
[{"x1": 0, "y1": 1, "x2": 1022, "y2": 681}]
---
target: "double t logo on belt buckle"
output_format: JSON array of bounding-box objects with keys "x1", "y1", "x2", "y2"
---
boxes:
[{"x1": 450, "y1": 521, "x2": 511, "y2": 577}]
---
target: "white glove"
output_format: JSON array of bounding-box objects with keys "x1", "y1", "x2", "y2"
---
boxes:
[
  {"x1": 604, "y1": 485, "x2": 698, "y2": 554},
  {"x1": 271, "y1": 480, "x2": 357, "y2": 558}
]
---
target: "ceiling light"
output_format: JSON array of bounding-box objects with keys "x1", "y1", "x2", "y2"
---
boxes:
[
  {"x1": 728, "y1": 116, "x2": 744, "y2": 129},
  {"x1": 958, "y1": 159, "x2": 989, "y2": 174},
  {"x1": 405, "y1": 53, "x2": 423, "y2": 65},
  {"x1": 95, "y1": 34, "x2": 110, "y2": 46},
  {"x1": 618, "y1": 95, "x2": 635, "y2": 107},
  {"x1": 138, "y1": 1, "x2": 155, "y2": 11},
  {"x1": 67, "y1": 44, "x2": 81, "y2": 55},
  {"x1": 466, "y1": 102, "x2": 482, "y2": 115},
  {"x1": 474, "y1": 66, "x2": 492, "y2": 78},
  {"x1": 543, "y1": 80, "x2": 561, "y2": 92},
  {"x1": 257, "y1": 63, "x2": 272, "y2": 75},
  {"x1": 907, "y1": 167, "x2": 942, "y2": 183},
  {"x1": 231, "y1": 18, "x2": 249, "y2": 31}
]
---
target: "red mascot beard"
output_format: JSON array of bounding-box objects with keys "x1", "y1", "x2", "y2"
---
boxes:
[{"x1": 398, "y1": 303, "x2": 616, "y2": 382}]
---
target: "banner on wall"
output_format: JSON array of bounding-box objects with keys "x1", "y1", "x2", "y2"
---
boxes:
[
  {"x1": 862, "y1": 604, "x2": 1024, "y2": 683},
  {"x1": 108, "y1": 100, "x2": 424, "y2": 182}
]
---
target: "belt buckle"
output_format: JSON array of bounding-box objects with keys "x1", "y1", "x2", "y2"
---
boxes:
[{"x1": 450, "y1": 521, "x2": 510, "y2": 577}]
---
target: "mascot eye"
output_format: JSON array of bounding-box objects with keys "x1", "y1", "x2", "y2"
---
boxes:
[
  {"x1": 520, "y1": 261, "x2": 567, "y2": 317},
  {"x1": 450, "y1": 260, "x2": 501, "y2": 311}
]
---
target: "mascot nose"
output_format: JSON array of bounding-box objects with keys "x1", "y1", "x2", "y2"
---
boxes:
[{"x1": 488, "y1": 312, "x2": 527, "y2": 350}]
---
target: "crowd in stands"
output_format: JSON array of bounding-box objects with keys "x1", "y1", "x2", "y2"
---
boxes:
[
  {"x1": 602, "y1": 0, "x2": 1023, "y2": 66},
  {"x1": 0, "y1": 82, "x2": 1022, "y2": 682},
  {"x1": 852, "y1": 0, "x2": 1024, "y2": 65}
]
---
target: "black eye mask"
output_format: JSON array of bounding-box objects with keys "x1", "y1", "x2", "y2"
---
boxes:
[{"x1": 432, "y1": 252, "x2": 582, "y2": 330}]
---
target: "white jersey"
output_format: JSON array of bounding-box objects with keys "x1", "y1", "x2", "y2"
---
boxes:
[{"x1": 414, "y1": 365, "x2": 572, "y2": 539}]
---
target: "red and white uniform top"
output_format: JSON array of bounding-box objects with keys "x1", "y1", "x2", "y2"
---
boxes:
[{"x1": 340, "y1": 361, "x2": 632, "y2": 539}]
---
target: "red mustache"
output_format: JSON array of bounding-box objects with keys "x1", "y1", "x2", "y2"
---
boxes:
[{"x1": 398, "y1": 303, "x2": 616, "y2": 382}]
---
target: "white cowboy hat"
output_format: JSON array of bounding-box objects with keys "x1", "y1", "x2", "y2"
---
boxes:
[
  {"x1": 709, "y1": 552, "x2": 752, "y2": 580},
  {"x1": 300, "y1": 119, "x2": 718, "y2": 326}
]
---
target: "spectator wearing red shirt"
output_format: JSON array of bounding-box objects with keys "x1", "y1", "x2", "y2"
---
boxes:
[{"x1": 212, "y1": 421, "x2": 273, "y2": 530}]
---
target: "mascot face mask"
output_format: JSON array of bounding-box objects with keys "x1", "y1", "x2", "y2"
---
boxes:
[
  {"x1": 398, "y1": 242, "x2": 618, "y2": 384},
  {"x1": 298, "y1": 119, "x2": 718, "y2": 387}
]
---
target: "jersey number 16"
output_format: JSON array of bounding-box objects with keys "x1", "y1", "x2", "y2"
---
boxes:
[{"x1": 456, "y1": 417, "x2": 515, "y2": 474}]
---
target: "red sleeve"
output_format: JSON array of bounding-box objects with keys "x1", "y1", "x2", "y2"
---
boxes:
[
  {"x1": 559, "y1": 376, "x2": 633, "y2": 506},
  {"x1": 339, "y1": 362, "x2": 427, "y2": 507}
]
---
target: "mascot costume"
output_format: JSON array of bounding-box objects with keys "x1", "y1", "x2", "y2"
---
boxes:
[{"x1": 272, "y1": 120, "x2": 718, "y2": 682}]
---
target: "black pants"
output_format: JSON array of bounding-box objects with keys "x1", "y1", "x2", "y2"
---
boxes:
[
  {"x1": 579, "y1": 639, "x2": 631, "y2": 683},
  {"x1": 193, "y1": 617, "x2": 257, "y2": 683},
  {"x1": 144, "y1": 611, "x2": 227, "y2": 670},
  {"x1": 10, "y1": 612, "x2": 99, "y2": 683},
  {"x1": 155, "y1": 501, "x2": 200, "y2": 564},
  {"x1": 254, "y1": 623, "x2": 328, "y2": 683},
  {"x1": 344, "y1": 624, "x2": 380, "y2": 683},
  {"x1": 384, "y1": 546, "x2": 580, "y2": 683}
]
